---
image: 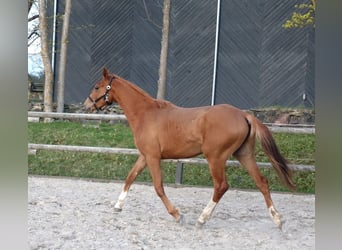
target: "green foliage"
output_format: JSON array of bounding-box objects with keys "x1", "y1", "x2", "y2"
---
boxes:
[
  {"x1": 283, "y1": 0, "x2": 315, "y2": 29},
  {"x1": 28, "y1": 121, "x2": 315, "y2": 193}
]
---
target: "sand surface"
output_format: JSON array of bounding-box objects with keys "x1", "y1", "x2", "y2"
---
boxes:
[{"x1": 28, "y1": 176, "x2": 315, "y2": 249}]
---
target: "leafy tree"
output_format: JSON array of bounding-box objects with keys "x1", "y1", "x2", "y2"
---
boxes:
[{"x1": 283, "y1": 0, "x2": 315, "y2": 29}]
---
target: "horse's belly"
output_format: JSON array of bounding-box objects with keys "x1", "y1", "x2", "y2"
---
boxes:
[{"x1": 160, "y1": 143, "x2": 202, "y2": 159}]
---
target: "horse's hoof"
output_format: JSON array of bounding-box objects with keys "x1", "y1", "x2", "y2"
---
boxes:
[
  {"x1": 113, "y1": 207, "x2": 122, "y2": 213},
  {"x1": 195, "y1": 220, "x2": 205, "y2": 228},
  {"x1": 277, "y1": 219, "x2": 285, "y2": 231},
  {"x1": 177, "y1": 214, "x2": 185, "y2": 225}
]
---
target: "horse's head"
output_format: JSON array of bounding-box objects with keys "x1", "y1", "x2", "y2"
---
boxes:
[{"x1": 84, "y1": 67, "x2": 117, "y2": 112}]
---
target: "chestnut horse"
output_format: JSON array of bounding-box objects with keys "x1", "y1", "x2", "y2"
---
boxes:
[{"x1": 84, "y1": 67, "x2": 295, "y2": 229}]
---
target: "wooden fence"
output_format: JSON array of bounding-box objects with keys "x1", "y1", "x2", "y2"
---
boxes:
[
  {"x1": 28, "y1": 112, "x2": 315, "y2": 134},
  {"x1": 28, "y1": 112, "x2": 315, "y2": 184}
]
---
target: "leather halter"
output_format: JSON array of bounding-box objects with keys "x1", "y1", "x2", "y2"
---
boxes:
[{"x1": 87, "y1": 76, "x2": 115, "y2": 111}]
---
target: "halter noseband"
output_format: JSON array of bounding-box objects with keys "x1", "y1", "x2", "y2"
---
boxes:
[{"x1": 88, "y1": 76, "x2": 115, "y2": 111}]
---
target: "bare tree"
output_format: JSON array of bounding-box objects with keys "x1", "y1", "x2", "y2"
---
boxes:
[
  {"x1": 57, "y1": 0, "x2": 72, "y2": 112},
  {"x1": 156, "y1": 0, "x2": 171, "y2": 100},
  {"x1": 28, "y1": 0, "x2": 40, "y2": 48},
  {"x1": 38, "y1": 0, "x2": 54, "y2": 116},
  {"x1": 28, "y1": 0, "x2": 35, "y2": 12}
]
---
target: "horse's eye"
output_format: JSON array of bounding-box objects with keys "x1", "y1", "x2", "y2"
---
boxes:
[{"x1": 94, "y1": 86, "x2": 99, "y2": 90}]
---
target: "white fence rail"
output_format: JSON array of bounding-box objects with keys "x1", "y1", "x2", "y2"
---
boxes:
[
  {"x1": 28, "y1": 143, "x2": 315, "y2": 185},
  {"x1": 28, "y1": 111, "x2": 126, "y2": 121}
]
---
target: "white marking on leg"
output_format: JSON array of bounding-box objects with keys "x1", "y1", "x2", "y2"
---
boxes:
[
  {"x1": 114, "y1": 190, "x2": 128, "y2": 210},
  {"x1": 268, "y1": 205, "x2": 282, "y2": 229},
  {"x1": 197, "y1": 199, "x2": 217, "y2": 225}
]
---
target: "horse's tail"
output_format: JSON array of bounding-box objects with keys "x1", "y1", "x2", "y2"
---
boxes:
[{"x1": 246, "y1": 114, "x2": 296, "y2": 191}]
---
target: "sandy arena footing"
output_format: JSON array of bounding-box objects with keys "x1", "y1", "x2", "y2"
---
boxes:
[{"x1": 28, "y1": 176, "x2": 315, "y2": 249}]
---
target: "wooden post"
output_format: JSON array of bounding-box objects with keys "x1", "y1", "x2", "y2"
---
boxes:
[
  {"x1": 39, "y1": 0, "x2": 54, "y2": 119},
  {"x1": 157, "y1": 0, "x2": 171, "y2": 100},
  {"x1": 57, "y1": 0, "x2": 72, "y2": 113},
  {"x1": 175, "y1": 161, "x2": 184, "y2": 185}
]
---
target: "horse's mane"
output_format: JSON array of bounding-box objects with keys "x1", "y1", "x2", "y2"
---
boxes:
[{"x1": 113, "y1": 74, "x2": 174, "y2": 109}]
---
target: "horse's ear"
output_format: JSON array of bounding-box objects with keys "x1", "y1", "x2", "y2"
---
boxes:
[{"x1": 102, "y1": 67, "x2": 109, "y2": 79}]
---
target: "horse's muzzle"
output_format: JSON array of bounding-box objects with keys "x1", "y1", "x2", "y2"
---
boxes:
[{"x1": 83, "y1": 98, "x2": 95, "y2": 112}]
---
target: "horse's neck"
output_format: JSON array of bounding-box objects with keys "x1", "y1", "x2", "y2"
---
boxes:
[{"x1": 114, "y1": 79, "x2": 156, "y2": 131}]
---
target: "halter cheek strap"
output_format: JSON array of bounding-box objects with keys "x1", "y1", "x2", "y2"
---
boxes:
[
  {"x1": 102, "y1": 84, "x2": 112, "y2": 105},
  {"x1": 88, "y1": 76, "x2": 115, "y2": 111}
]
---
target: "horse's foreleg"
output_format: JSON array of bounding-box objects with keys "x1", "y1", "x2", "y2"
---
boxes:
[
  {"x1": 197, "y1": 158, "x2": 228, "y2": 226},
  {"x1": 146, "y1": 157, "x2": 183, "y2": 223},
  {"x1": 114, "y1": 155, "x2": 146, "y2": 212},
  {"x1": 235, "y1": 154, "x2": 283, "y2": 229}
]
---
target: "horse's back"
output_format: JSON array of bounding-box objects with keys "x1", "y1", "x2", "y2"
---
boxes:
[{"x1": 155, "y1": 103, "x2": 248, "y2": 141}]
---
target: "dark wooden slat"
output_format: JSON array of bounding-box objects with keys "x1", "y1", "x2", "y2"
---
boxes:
[{"x1": 55, "y1": 0, "x2": 314, "y2": 109}]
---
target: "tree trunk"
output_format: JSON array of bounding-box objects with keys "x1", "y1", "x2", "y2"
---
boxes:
[
  {"x1": 57, "y1": 0, "x2": 72, "y2": 113},
  {"x1": 156, "y1": 0, "x2": 171, "y2": 100},
  {"x1": 39, "y1": 0, "x2": 54, "y2": 117}
]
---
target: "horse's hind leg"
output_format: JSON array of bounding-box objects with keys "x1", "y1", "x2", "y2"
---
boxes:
[
  {"x1": 197, "y1": 157, "x2": 229, "y2": 226},
  {"x1": 235, "y1": 153, "x2": 283, "y2": 229},
  {"x1": 114, "y1": 154, "x2": 146, "y2": 212}
]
